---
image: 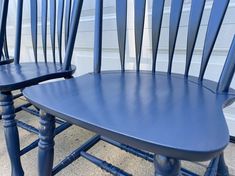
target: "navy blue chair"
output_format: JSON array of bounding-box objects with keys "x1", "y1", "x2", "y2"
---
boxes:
[
  {"x1": 0, "y1": 0, "x2": 80, "y2": 175},
  {"x1": 24, "y1": 0, "x2": 235, "y2": 175}
]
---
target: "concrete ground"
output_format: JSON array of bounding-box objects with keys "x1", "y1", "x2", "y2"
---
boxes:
[{"x1": 0, "y1": 97, "x2": 235, "y2": 176}]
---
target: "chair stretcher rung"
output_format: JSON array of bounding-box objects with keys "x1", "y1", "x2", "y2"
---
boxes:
[
  {"x1": 21, "y1": 106, "x2": 39, "y2": 116},
  {"x1": 54, "y1": 122, "x2": 71, "y2": 134},
  {"x1": 80, "y1": 151, "x2": 132, "y2": 176},
  {"x1": 13, "y1": 92, "x2": 23, "y2": 99},
  {"x1": 101, "y1": 136, "x2": 154, "y2": 162},
  {"x1": 20, "y1": 139, "x2": 39, "y2": 156},
  {"x1": 52, "y1": 135, "x2": 100, "y2": 175},
  {"x1": 14, "y1": 102, "x2": 32, "y2": 113},
  {"x1": 16, "y1": 120, "x2": 39, "y2": 134},
  {"x1": 101, "y1": 136, "x2": 198, "y2": 176},
  {"x1": 21, "y1": 106, "x2": 65, "y2": 124},
  {"x1": 20, "y1": 122, "x2": 72, "y2": 156},
  {"x1": 55, "y1": 118, "x2": 66, "y2": 125}
]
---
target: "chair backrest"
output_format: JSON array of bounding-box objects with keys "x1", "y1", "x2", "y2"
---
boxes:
[
  {"x1": 12, "y1": 0, "x2": 83, "y2": 66},
  {"x1": 86, "y1": 0, "x2": 235, "y2": 93}
]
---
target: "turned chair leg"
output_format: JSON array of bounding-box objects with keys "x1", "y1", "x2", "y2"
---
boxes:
[
  {"x1": 154, "y1": 154, "x2": 181, "y2": 176},
  {"x1": 0, "y1": 91, "x2": 24, "y2": 176},
  {"x1": 217, "y1": 153, "x2": 229, "y2": 176},
  {"x1": 38, "y1": 110, "x2": 55, "y2": 176}
]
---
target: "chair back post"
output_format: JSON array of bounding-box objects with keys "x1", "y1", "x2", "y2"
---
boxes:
[
  {"x1": 198, "y1": 0, "x2": 230, "y2": 81},
  {"x1": 217, "y1": 36, "x2": 235, "y2": 92},
  {"x1": 3, "y1": 32, "x2": 9, "y2": 59},
  {"x1": 50, "y1": 0, "x2": 56, "y2": 63},
  {"x1": 63, "y1": 0, "x2": 84, "y2": 71},
  {"x1": 65, "y1": 0, "x2": 72, "y2": 50},
  {"x1": 185, "y1": 0, "x2": 205, "y2": 77},
  {"x1": 41, "y1": 0, "x2": 47, "y2": 62},
  {"x1": 93, "y1": 0, "x2": 103, "y2": 74},
  {"x1": 13, "y1": 0, "x2": 23, "y2": 64},
  {"x1": 116, "y1": 0, "x2": 127, "y2": 72},
  {"x1": 168, "y1": 0, "x2": 183, "y2": 74},
  {"x1": 57, "y1": 0, "x2": 64, "y2": 64},
  {"x1": 134, "y1": 0, "x2": 146, "y2": 72},
  {"x1": 152, "y1": 0, "x2": 165, "y2": 72},
  {"x1": 30, "y1": 0, "x2": 38, "y2": 63},
  {"x1": 0, "y1": 0, "x2": 9, "y2": 59}
]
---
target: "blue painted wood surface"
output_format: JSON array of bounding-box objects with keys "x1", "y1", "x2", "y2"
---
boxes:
[
  {"x1": 0, "y1": 1, "x2": 82, "y2": 175},
  {"x1": 0, "y1": 63, "x2": 75, "y2": 91},
  {"x1": 23, "y1": 71, "x2": 235, "y2": 161},
  {"x1": 22, "y1": 0, "x2": 235, "y2": 175}
]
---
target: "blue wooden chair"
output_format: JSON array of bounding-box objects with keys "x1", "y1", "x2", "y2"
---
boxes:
[
  {"x1": 0, "y1": 0, "x2": 79, "y2": 175},
  {"x1": 23, "y1": 0, "x2": 235, "y2": 175}
]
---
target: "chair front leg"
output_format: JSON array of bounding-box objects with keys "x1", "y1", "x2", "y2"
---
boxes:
[
  {"x1": 0, "y1": 91, "x2": 24, "y2": 176},
  {"x1": 154, "y1": 154, "x2": 181, "y2": 176},
  {"x1": 38, "y1": 110, "x2": 55, "y2": 176}
]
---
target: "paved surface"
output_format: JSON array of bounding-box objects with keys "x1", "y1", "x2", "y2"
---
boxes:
[{"x1": 0, "y1": 97, "x2": 234, "y2": 176}]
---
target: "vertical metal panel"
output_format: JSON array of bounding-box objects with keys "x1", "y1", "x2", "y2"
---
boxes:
[
  {"x1": 185, "y1": 0, "x2": 205, "y2": 77},
  {"x1": 93, "y1": 0, "x2": 103, "y2": 73},
  {"x1": 168, "y1": 0, "x2": 183, "y2": 74},
  {"x1": 65, "y1": 0, "x2": 72, "y2": 50},
  {"x1": 152, "y1": 0, "x2": 165, "y2": 72},
  {"x1": 134, "y1": 0, "x2": 146, "y2": 71},
  {"x1": 50, "y1": 0, "x2": 56, "y2": 63},
  {"x1": 57, "y1": 0, "x2": 64, "y2": 64},
  {"x1": 199, "y1": 0, "x2": 230, "y2": 80},
  {"x1": 14, "y1": 0, "x2": 23, "y2": 64},
  {"x1": 116, "y1": 0, "x2": 127, "y2": 71},
  {"x1": 30, "y1": 0, "x2": 38, "y2": 62},
  {"x1": 217, "y1": 36, "x2": 235, "y2": 92},
  {"x1": 41, "y1": 0, "x2": 48, "y2": 62},
  {"x1": 63, "y1": 0, "x2": 84, "y2": 70}
]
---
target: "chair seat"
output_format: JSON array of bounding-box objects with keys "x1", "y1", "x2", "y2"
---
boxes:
[
  {"x1": 0, "y1": 62, "x2": 75, "y2": 91},
  {"x1": 23, "y1": 71, "x2": 235, "y2": 161}
]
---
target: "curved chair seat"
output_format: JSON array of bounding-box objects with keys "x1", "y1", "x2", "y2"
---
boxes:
[
  {"x1": 23, "y1": 71, "x2": 235, "y2": 162},
  {"x1": 0, "y1": 62, "x2": 75, "y2": 92}
]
